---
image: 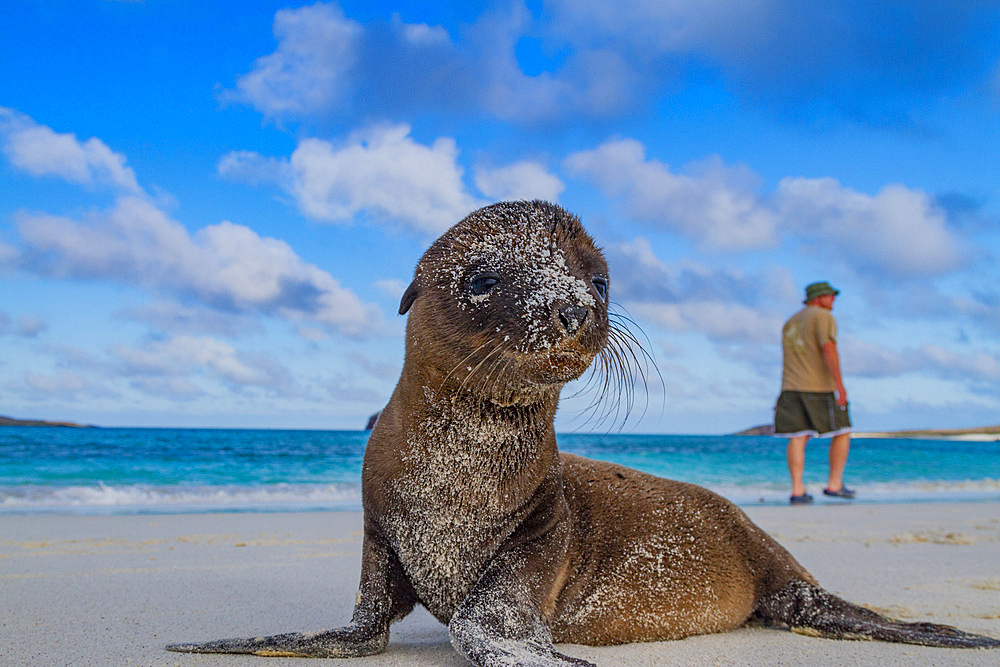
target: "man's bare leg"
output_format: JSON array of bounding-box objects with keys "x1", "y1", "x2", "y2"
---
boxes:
[
  {"x1": 786, "y1": 435, "x2": 811, "y2": 497},
  {"x1": 826, "y1": 432, "x2": 851, "y2": 492}
]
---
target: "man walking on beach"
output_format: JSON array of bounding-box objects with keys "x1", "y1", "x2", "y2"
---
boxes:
[{"x1": 774, "y1": 281, "x2": 854, "y2": 505}]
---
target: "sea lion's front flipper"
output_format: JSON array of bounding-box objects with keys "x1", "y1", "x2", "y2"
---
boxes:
[
  {"x1": 757, "y1": 581, "x2": 1000, "y2": 649},
  {"x1": 167, "y1": 526, "x2": 417, "y2": 658},
  {"x1": 166, "y1": 627, "x2": 384, "y2": 658},
  {"x1": 449, "y1": 532, "x2": 594, "y2": 667}
]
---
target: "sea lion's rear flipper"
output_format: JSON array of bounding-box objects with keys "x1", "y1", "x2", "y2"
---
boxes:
[
  {"x1": 166, "y1": 527, "x2": 417, "y2": 658},
  {"x1": 757, "y1": 581, "x2": 1000, "y2": 648}
]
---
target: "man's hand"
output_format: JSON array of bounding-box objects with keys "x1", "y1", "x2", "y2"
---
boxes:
[{"x1": 835, "y1": 385, "x2": 848, "y2": 406}]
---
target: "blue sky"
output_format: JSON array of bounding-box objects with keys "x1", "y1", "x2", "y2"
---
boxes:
[{"x1": 2, "y1": 0, "x2": 999, "y2": 433}]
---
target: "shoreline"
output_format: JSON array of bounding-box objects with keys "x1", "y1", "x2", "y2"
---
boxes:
[
  {"x1": 3, "y1": 503, "x2": 998, "y2": 665},
  {"x1": 852, "y1": 432, "x2": 1000, "y2": 441}
]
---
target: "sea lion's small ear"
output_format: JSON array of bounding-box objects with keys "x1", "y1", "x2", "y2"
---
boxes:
[{"x1": 399, "y1": 280, "x2": 419, "y2": 315}]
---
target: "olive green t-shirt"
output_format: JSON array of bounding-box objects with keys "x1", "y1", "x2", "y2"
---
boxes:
[{"x1": 781, "y1": 306, "x2": 837, "y2": 392}]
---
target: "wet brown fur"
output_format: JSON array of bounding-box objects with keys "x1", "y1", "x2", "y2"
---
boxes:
[{"x1": 168, "y1": 201, "x2": 998, "y2": 664}]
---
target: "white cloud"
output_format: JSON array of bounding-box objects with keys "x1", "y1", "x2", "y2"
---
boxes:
[
  {"x1": 114, "y1": 335, "x2": 296, "y2": 391},
  {"x1": 220, "y1": 125, "x2": 484, "y2": 234},
  {"x1": 919, "y1": 345, "x2": 1000, "y2": 382},
  {"x1": 604, "y1": 238, "x2": 794, "y2": 345},
  {"x1": 631, "y1": 301, "x2": 781, "y2": 344},
  {"x1": 568, "y1": 138, "x2": 966, "y2": 277},
  {"x1": 776, "y1": 178, "x2": 964, "y2": 277},
  {"x1": 288, "y1": 125, "x2": 483, "y2": 234},
  {"x1": 839, "y1": 339, "x2": 1000, "y2": 385},
  {"x1": 607, "y1": 238, "x2": 798, "y2": 306},
  {"x1": 840, "y1": 339, "x2": 921, "y2": 378},
  {"x1": 15, "y1": 196, "x2": 380, "y2": 336},
  {"x1": 565, "y1": 140, "x2": 779, "y2": 250},
  {"x1": 22, "y1": 371, "x2": 91, "y2": 396},
  {"x1": 230, "y1": 2, "x2": 362, "y2": 117},
  {"x1": 228, "y1": 3, "x2": 641, "y2": 124},
  {"x1": 474, "y1": 161, "x2": 564, "y2": 202},
  {"x1": 217, "y1": 150, "x2": 289, "y2": 186},
  {"x1": 0, "y1": 107, "x2": 140, "y2": 192},
  {"x1": 394, "y1": 16, "x2": 450, "y2": 46},
  {"x1": 117, "y1": 302, "x2": 262, "y2": 337}
]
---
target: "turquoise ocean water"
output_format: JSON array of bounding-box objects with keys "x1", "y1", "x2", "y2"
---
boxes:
[{"x1": 1, "y1": 427, "x2": 998, "y2": 515}]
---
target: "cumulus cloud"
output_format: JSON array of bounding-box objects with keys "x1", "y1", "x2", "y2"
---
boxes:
[
  {"x1": 228, "y1": 2, "x2": 997, "y2": 127},
  {"x1": 919, "y1": 344, "x2": 1000, "y2": 383},
  {"x1": 14, "y1": 196, "x2": 380, "y2": 336},
  {"x1": 117, "y1": 302, "x2": 263, "y2": 338},
  {"x1": 605, "y1": 238, "x2": 794, "y2": 344},
  {"x1": 606, "y1": 238, "x2": 797, "y2": 306},
  {"x1": 114, "y1": 335, "x2": 296, "y2": 392},
  {"x1": 839, "y1": 338, "x2": 1000, "y2": 385},
  {"x1": 840, "y1": 339, "x2": 922, "y2": 378},
  {"x1": 568, "y1": 138, "x2": 967, "y2": 277},
  {"x1": 221, "y1": 124, "x2": 483, "y2": 235},
  {"x1": 216, "y1": 150, "x2": 289, "y2": 186},
  {"x1": 474, "y1": 161, "x2": 564, "y2": 202},
  {"x1": 229, "y1": 2, "x2": 362, "y2": 117},
  {"x1": 227, "y1": 2, "x2": 641, "y2": 124},
  {"x1": 0, "y1": 107, "x2": 140, "y2": 192},
  {"x1": 775, "y1": 178, "x2": 964, "y2": 277},
  {"x1": 565, "y1": 140, "x2": 779, "y2": 250},
  {"x1": 631, "y1": 301, "x2": 781, "y2": 345}
]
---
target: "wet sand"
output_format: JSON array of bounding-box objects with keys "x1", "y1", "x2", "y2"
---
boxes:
[{"x1": 2, "y1": 503, "x2": 998, "y2": 666}]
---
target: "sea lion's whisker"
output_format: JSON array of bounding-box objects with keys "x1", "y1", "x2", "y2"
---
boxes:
[
  {"x1": 442, "y1": 342, "x2": 494, "y2": 389},
  {"x1": 480, "y1": 346, "x2": 515, "y2": 399},
  {"x1": 458, "y1": 342, "x2": 508, "y2": 396}
]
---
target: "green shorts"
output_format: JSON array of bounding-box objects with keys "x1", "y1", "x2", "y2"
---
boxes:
[{"x1": 773, "y1": 390, "x2": 851, "y2": 438}]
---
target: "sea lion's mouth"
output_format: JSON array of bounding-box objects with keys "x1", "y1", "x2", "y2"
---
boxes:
[{"x1": 517, "y1": 343, "x2": 595, "y2": 385}]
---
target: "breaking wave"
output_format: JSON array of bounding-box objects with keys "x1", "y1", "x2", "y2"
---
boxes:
[{"x1": 0, "y1": 482, "x2": 363, "y2": 514}]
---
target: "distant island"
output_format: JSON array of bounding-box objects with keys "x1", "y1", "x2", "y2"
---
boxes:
[
  {"x1": 0, "y1": 415, "x2": 93, "y2": 428},
  {"x1": 734, "y1": 423, "x2": 1000, "y2": 441}
]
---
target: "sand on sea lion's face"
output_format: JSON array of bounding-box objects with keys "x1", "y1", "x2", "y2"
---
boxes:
[{"x1": 407, "y1": 201, "x2": 609, "y2": 405}]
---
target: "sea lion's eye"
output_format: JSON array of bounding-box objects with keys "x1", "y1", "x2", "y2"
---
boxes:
[
  {"x1": 592, "y1": 276, "x2": 608, "y2": 302},
  {"x1": 469, "y1": 271, "x2": 501, "y2": 296}
]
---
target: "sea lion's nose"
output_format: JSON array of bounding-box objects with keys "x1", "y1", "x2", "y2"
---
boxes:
[{"x1": 558, "y1": 305, "x2": 589, "y2": 334}]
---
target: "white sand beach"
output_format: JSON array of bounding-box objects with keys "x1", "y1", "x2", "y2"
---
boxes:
[{"x1": 3, "y1": 503, "x2": 999, "y2": 666}]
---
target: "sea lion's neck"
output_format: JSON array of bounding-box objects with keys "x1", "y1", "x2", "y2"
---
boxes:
[
  {"x1": 388, "y1": 365, "x2": 561, "y2": 503},
  {"x1": 400, "y1": 357, "x2": 561, "y2": 424}
]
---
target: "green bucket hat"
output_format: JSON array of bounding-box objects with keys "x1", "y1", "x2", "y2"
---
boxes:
[{"x1": 803, "y1": 281, "x2": 840, "y2": 303}]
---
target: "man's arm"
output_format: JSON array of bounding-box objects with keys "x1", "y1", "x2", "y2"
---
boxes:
[{"x1": 821, "y1": 341, "x2": 847, "y2": 406}]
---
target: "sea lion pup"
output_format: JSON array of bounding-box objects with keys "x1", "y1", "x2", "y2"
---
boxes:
[{"x1": 168, "y1": 201, "x2": 999, "y2": 664}]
